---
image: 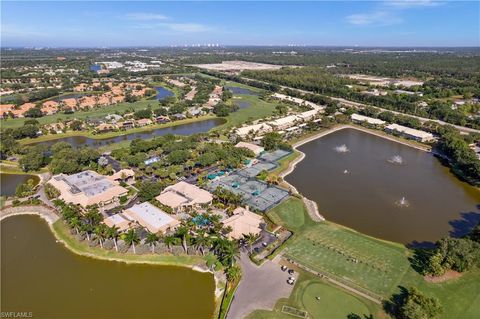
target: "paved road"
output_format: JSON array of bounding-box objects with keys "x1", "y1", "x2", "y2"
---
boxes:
[
  {"x1": 227, "y1": 253, "x2": 294, "y2": 319},
  {"x1": 238, "y1": 75, "x2": 480, "y2": 135}
]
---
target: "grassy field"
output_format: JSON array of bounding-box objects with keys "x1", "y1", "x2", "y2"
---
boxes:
[
  {"x1": 214, "y1": 82, "x2": 279, "y2": 131},
  {"x1": 264, "y1": 197, "x2": 480, "y2": 319},
  {"x1": 247, "y1": 272, "x2": 381, "y2": 319},
  {"x1": 1, "y1": 98, "x2": 159, "y2": 129}
]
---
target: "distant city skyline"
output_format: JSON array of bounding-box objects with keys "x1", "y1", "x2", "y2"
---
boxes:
[{"x1": 1, "y1": 1, "x2": 479, "y2": 47}]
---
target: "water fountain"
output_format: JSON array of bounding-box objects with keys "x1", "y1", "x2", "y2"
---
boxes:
[
  {"x1": 388, "y1": 155, "x2": 404, "y2": 165},
  {"x1": 395, "y1": 196, "x2": 410, "y2": 208},
  {"x1": 334, "y1": 144, "x2": 349, "y2": 153}
]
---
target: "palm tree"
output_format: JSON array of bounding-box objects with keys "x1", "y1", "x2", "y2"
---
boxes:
[
  {"x1": 220, "y1": 241, "x2": 240, "y2": 267},
  {"x1": 243, "y1": 233, "x2": 261, "y2": 254},
  {"x1": 225, "y1": 264, "x2": 241, "y2": 283},
  {"x1": 163, "y1": 235, "x2": 175, "y2": 253},
  {"x1": 85, "y1": 206, "x2": 102, "y2": 226},
  {"x1": 193, "y1": 231, "x2": 210, "y2": 256},
  {"x1": 175, "y1": 226, "x2": 190, "y2": 253},
  {"x1": 94, "y1": 224, "x2": 107, "y2": 249},
  {"x1": 124, "y1": 229, "x2": 140, "y2": 254},
  {"x1": 106, "y1": 226, "x2": 119, "y2": 252},
  {"x1": 145, "y1": 231, "x2": 159, "y2": 253},
  {"x1": 80, "y1": 222, "x2": 93, "y2": 241},
  {"x1": 69, "y1": 216, "x2": 81, "y2": 235}
]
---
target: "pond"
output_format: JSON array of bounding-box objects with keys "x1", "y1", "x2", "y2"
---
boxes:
[
  {"x1": 27, "y1": 118, "x2": 225, "y2": 149},
  {"x1": 234, "y1": 100, "x2": 251, "y2": 109},
  {"x1": 225, "y1": 86, "x2": 259, "y2": 96},
  {"x1": 285, "y1": 128, "x2": 480, "y2": 245},
  {"x1": 0, "y1": 215, "x2": 215, "y2": 319},
  {"x1": 155, "y1": 86, "x2": 174, "y2": 100},
  {"x1": 0, "y1": 173, "x2": 40, "y2": 197}
]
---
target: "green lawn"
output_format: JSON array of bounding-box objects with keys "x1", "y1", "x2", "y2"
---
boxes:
[
  {"x1": 208, "y1": 80, "x2": 281, "y2": 132},
  {"x1": 1, "y1": 99, "x2": 160, "y2": 129},
  {"x1": 247, "y1": 273, "x2": 380, "y2": 319},
  {"x1": 263, "y1": 198, "x2": 480, "y2": 319}
]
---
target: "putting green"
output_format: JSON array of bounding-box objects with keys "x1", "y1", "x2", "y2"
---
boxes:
[{"x1": 301, "y1": 281, "x2": 371, "y2": 319}]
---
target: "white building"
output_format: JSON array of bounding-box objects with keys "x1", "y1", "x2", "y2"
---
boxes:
[
  {"x1": 123, "y1": 202, "x2": 180, "y2": 233},
  {"x1": 235, "y1": 142, "x2": 265, "y2": 156},
  {"x1": 351, "y1": 113, "x2": 386, "y2": 126},
  {"x1": 235, "y1": 123, "x2": 273, "y2": 138},
  {"x1": 385, "y1": 124, "x2": 435, "y2": 142}
]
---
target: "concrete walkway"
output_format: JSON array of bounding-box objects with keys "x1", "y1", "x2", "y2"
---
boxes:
[
  {"x1": 227, "y1": 253, "x2": 294, "y2": 319},
  {"x1": 0, "y1": 205, "x2": 60, "y2": 224}
]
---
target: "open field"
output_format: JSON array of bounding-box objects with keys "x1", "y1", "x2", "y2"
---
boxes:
[
  {"x1": 284, "y1": 222, "x2": 409, "y2": 297},
  {"x1": 1, "y1": 98, "x2": 159, "y2": 129},
  {"x1": 214, "y1": 82, "x2": 279, "y2": 131},
  {"x1": 264, "y1": 197, "x2": 480, "y2": 319},
  {"x1": 190, "y1": 60, "x2": 283, "y2": 72},
  {"x1": 247, "y1": 273, "x2": 380, "y2": 319}
]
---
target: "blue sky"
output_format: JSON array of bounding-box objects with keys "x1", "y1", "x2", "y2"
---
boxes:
[{"x1": 1, "y1": 1, "x2": 479, "y2": 47}]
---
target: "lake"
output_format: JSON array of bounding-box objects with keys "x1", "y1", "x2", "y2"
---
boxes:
[
  {"x1": 234, "y1": 101, "x2": 251, "y2": 109},
  {"x1": 0, "y1": 173, "x2": 40, "y2": 197},
  {"x1": 27, "y1": 118, "x2": 225, "y2": 149},
  {"x1": 155, "y1": 86, "x2": 174, "y2": 100},
  {"x1": 225, "y1": 86, "x2": 259, "y2": 96},
  {"x1": 0, "y1": 215, "x2": 215, "y2": 319},
  {"x1": 285, "y1": 128, "x2": 480, "y2": 245}
]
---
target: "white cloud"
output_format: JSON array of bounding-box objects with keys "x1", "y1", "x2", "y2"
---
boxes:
[
  {"x1": 162, "y1": 23, "x2": 210, "y2": 33},
  {"x1": 386, "y1": 0, "x2": 443, "y2": 8},
  {"x1": 134, "y1": 22, "x2": 211, "y2": 33},
  {"x1": 346, "y1": 0, "x2": 443, "y2": 26},
  {"x1": 124, "y1": 13, "x2": 168, "y2": 21},
  {"x1": 346, "y1": 11, "x2": 403, "y2": 26}
]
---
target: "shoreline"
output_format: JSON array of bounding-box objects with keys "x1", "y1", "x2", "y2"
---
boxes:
[
  {"x1": 277, "y1": 124, "x2": 432, "y2": 222},
  {"x1": 19, "y1": 115, "x2": 221, "y2": 145},
  {"x1": 0, "y1": 210, "x2": 225, "y2": 299}
]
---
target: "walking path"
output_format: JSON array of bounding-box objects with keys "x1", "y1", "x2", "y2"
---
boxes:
[
  {"x1": 0, "y1": 204, "x2": 60, "y2": 224},
  {"x1": 227, "y1": 253, "x2": 294, "y2": 319}
]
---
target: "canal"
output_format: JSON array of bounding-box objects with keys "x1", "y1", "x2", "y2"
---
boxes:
[
  {"x1": 285, "y1": 128, "x2": 480, "y2": 245},
  {"x1": 1, "y1": 215, "x2": 215, "y2": 319},
  {"x1": 27, "y1": 118, "x2": 225, "y2": 149},
  {"x1": 0, "y1": 173, "x2": 40, "y2": 197}
]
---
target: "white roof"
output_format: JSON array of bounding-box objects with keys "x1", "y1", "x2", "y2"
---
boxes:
[
  {"x1": 268, "y1": 115, "x2": 298, "y2": 127},
  {"x1": 236, "y1": 123, "x2": 272, "y2": 136},
  {"x1": 351, "y1": 113, "x2": 386, "y2": 125},
  {"x1": 235, "y1": 142, "x2": 264, "y2": 155},
  {"x1": 386, "y1": 124, "x2": 434, "y2": 139},
  {"x1": 297, "y1": 109, "x2": 318, "y2": 119},
  {"x1": 125, "y1": 202, "x2": 177, "y2": 231}
]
